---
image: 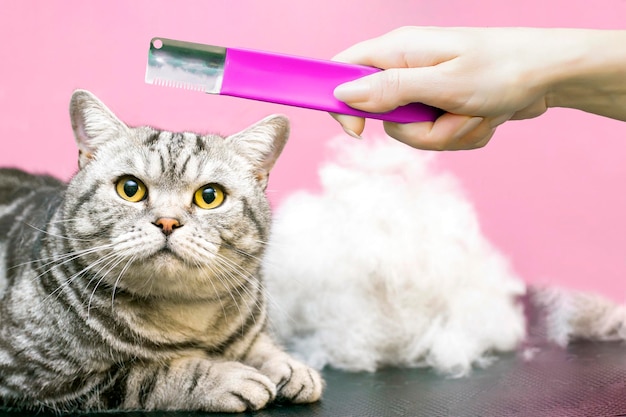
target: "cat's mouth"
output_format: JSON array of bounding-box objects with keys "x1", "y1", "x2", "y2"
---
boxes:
[{"x1": 153, "y1": 246, "x2": 185, "y2": 262}]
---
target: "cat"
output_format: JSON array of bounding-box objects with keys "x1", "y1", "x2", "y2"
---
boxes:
[
  {"x1": 0, "y1": 90, "x2": 322, "y2": 412},
  {"x1": 263, "y1": 136, "x2": 626, "y2": 376}
]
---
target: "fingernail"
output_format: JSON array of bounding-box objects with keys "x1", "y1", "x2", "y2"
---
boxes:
[
  {"x1": 452, "y1": 117, "x2": 484, "y2": 140},
  {"x1": 342, "y1": 126, "x2": 362, "y2": 140},
  {"x1": 333, "y1": 81, "x2": 370, "y2": 103}
]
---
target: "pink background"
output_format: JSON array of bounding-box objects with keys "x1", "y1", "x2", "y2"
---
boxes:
[{"x1": 2, "y1": 1, "x2": 626, "y2": 300}]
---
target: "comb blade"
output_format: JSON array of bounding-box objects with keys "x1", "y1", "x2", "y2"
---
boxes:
[
  {"x1": 145, "y1": 38, "x2": 226, "y2": 94},
  {"x1": 151, "y1": 77, "x2": 206, "y2": 92}
]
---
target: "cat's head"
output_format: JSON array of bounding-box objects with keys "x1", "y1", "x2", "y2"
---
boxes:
[{"x1": 63, "y1": 89, "x2": 289, "y2": 300}]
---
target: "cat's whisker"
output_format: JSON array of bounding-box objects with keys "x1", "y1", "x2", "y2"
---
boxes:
[
  {"x1": 22, "y1": 221, "x2": 93, "y2": 242},
  {"x1": 11, "y1": 241, "x2": 103, "y2": 271},
  {"x1": 219, "y1": 241, "x2": 297, "y2": 299},
  {"x1": 211, "y1": 255, "x2": 263, "y2": 330},
  {"x1": 194, "y1": 259, "x2": 229, "y2": 321},
  {"x1": 220, "y1": 242, "x2": 267, "y2": 264},
  {"x1": 216, "y1": 252, "x2": 262, "y2": 323},
  {"x1": 214, "y1": 246, "x2": 290, "y2": 323},
  {"x1": 110, "y1": 254, "x2": 136, "y2": 311},
  {"x1": 130, "y1": 268, "x2": 157, "y2": 296},
  {"x1": 215, "y1": 253, "x2": 267, "y2": 305},
  {"x1": 211, "y1": 252, "x2": 256, "y2": 287},
  {"x1": 39, "y1": 217, "x2": 80, "y2": 225},
  {"x1": 208, "y1": 259, "x2": 247, "y2": 326},
  {"x1": 31, "y1": 244, "x2": 118, "y2": 302},
  {"x1": 214, "y1": 253, "x2": 263, "y2": 296},
  {"x1": 43, "y1": 265, "x2": 100, "y2": 305},
  {"x1": 86, "y1": 251, "x2": 131, "y2": 316},
  {"x1": 55, "y1": 246, "x2": 121, "y2": 295},
  {"x1": 45, "y1": 248, "x2": 125, "y2": 306},
  {"x1": 33, "y1": 245, "x2": 115, "y2": 281}
]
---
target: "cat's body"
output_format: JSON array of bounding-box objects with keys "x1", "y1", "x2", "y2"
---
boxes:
[{"x1": 0, "y1": 90, "x2": 322, "y2": 412}]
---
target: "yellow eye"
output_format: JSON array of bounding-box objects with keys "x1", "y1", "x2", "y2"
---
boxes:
[
  {"x1": 194, "y1": 184, "x2": 225, "y2": 209},
  {"x1": 116, "y1": 176, "x2": 147, "y2": 203}
]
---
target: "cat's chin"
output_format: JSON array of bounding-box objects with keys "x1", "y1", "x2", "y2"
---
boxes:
[
  {"x1": 117, "y1": 237, "x2": 238, "y2": 299},
  {"x1": 147, "y1": 249, "x2": 191, "y2": 273},
  {"x1": 121, "y1": 255, "x2": 210, "y2": 299},
  {"x1": 153, "y1": 248, "x2": 185, "y2": 262}
]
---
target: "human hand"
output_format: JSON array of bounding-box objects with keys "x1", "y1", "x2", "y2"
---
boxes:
[{"x1": 331, "y1": 27, "x2": 563, "y2": 150}]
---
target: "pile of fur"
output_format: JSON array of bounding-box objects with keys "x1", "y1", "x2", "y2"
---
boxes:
[{"x1": 263, "y1": 136, "x2": 626, "y2": 376}]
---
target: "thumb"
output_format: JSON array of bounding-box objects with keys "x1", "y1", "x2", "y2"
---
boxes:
[{"x1": 334, "y1": 67, "x2": 436, "y2": 113}]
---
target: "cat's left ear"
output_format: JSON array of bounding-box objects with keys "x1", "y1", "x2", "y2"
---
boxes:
[
  {"x1": 70, "y1": 89, "x2": 130, "y2": 169},
  {"x1": 227, "y1": 114, "x2": 290, "y2": 189}
]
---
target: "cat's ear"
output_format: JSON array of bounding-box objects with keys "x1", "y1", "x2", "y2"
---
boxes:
[
  {"x1": 69, "y1": 89, "x2": 130, "y2": 169},
  {"x1": 227, "y1": 114, "x2": 290, "y2": 188}
]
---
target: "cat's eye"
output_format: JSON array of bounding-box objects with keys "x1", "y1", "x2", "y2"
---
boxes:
[
  {"x1": 116, "y1": 176, "x2": 147, "y2": 203},
  {"x1": 194, "y1": 184, "x2": 225, "y2": 209}
]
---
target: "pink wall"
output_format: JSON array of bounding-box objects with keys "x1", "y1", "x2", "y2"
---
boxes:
[{"x1": 2, "y1": 1, "x2": 626, "y2": 300}]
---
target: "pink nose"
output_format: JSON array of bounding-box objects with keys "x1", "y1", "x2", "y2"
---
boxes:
[{"x1": 154, "y1": 218, "x2": 181, "y2": 236}]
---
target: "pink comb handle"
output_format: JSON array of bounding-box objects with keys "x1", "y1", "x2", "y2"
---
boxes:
[{"x1": 220, "y1": 48, "x2": 440, "y2": 123}]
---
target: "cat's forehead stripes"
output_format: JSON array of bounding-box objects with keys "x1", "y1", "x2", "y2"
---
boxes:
[
  {"x1": 140, "y1": 130, "x2": 214, "y2": 182},
  {"x1": 143, "y1": 130, "x2": 207, "y2": 154}
]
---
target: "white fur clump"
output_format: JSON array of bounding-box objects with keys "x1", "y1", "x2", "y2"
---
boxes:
[
  {"x1": 535, "y1": 286, "x2": 626, "y2": 346},
  {"x1": 263, "y1": 136, "x2": 527, "y2": 376}
]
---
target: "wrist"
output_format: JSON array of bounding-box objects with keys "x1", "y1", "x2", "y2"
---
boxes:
[{"x1": 544, "y1": 29, "x2": 626, "y2": 120}]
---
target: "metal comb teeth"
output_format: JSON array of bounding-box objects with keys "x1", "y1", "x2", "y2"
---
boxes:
[
  {"x1": 151, "y1": 78, "x2": 206, "y2": 92},
  {"x1": 145, "y1": 38, "x2": 227, "y2": 94}
]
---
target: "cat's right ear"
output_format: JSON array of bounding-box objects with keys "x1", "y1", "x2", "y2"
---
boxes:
[
  {"x1": 226, "y1": 114, "x2": 290, "y2": 189},
  {"x1": 70, "y1": 90, "x2": 130, "y2": 169}
]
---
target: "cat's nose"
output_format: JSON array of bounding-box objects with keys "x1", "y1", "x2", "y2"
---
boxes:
[{"x1": 153, "y1": 218, "x2": 181, "y2": 236}]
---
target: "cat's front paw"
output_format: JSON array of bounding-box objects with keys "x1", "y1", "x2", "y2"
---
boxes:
[
  {"x1": 260, "y1": 358, "x2": 323, "y2": 404},
  {"x1": 204, "y1": 361, "x2": 276, "y2": 412}
]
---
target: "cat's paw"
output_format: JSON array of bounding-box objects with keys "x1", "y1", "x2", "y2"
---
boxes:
[
  {"x1": 259, "y1": 358, "x2": 323, "y2": 404},
  {"x1": 204, "y1": 361, "x2": 277, "y2": 412}
]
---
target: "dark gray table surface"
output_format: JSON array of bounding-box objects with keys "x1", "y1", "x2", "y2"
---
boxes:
[{"x1": 3, "y1": 339, "x2": 626, "y2": 417}]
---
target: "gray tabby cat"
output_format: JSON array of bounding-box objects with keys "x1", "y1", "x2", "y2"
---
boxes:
[{"x1": 0, "y1": 90, "x2": 322, "y2": 412}]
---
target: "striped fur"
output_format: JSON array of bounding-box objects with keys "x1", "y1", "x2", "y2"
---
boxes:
[{"x1": 0, "y1": 90, "x2": 322, "y2": 412}]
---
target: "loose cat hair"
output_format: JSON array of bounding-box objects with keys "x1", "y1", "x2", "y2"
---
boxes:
[
  {"x1": 263, "y1": 136, "x2": 626, "y2": 376},
  {"x1": 0, "y1": 90, "x2": 322, "y2": 412}
]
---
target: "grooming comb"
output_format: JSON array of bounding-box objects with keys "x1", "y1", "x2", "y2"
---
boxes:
[{"x1": 145, "y1": 37, "x2": 440, "y2": 123}]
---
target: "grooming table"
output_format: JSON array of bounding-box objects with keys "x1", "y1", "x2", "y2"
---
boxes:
[
  {"x1": 3, "y1": 340, "x2": 626, "y2": 417},
  {"x1": 4, "y1": 298, "x2": 626, "y2": 417}
]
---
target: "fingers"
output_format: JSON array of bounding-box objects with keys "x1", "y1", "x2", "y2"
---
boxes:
[
  {"x1": 382, "y1": 114, "x2": 496, "y2": 151},
  {"x1": 333, "y1": 112, "x2": 498, "y2": 151},
  {"x1": 333, "y1": 67, "x2": 447, "y2": 114},
  {"x1": 328, "y1": 26, "x2": 509, "y2": 150},
  {"x1": 332, "y1": 26, "x2": 458, "y2": 69},
  {"x1": 332, "y1": 28, "x2": 462, "y2": 115},
  {"x1": 330, "y1": 113, "x2": 365, "y2": 138}
]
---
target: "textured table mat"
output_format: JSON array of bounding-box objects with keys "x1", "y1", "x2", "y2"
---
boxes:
[{"x1": 3, "y1": 339, "x2": 626, "y2": 417}]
